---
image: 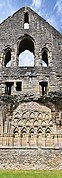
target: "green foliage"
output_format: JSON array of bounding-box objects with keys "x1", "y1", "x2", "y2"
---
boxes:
[{"x1": 0, "y1": 170, "x2": 62, "y2": 178}]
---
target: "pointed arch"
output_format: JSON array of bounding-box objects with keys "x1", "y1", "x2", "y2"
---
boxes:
[
  {"x1": 34, "y1": 120, "x2": 38, "y2": 126},
  {"x1": 13, "y1": 127, "x2": 19, "y2": 135},
  {"x1": 46, "y1": 127, "x2": 51, "y2": 134},
  {"x1": 13, "y1": 127, "x2": 19, "y2": 147},
  {"x1": 22, "y1": 112, "x2": 27, "y2": 119},
  {"x1": 29, "y1": 127, "x2": 34, "y2": 134},
  {"x1": 49, "y1": 120, "x2": 53, "y2": 127},
  {"x1": 42, "y1": 47, "x2": 48, "y2": 67},
  {"x1": 37, "y1": 127, "x2": 43, "y2": 147},
  {"x1": 30, "y1": 112, "x2": 35, "y2": 119},
  {"x1": 45, "y1": 127, "x2": 52, "y2": 147},
  {"x1": 17, "y1": 34, "x2": 35, "y2": 67},
  {"x1": 42, "y1": 121, "x2": 46, "y2": 127},
  {"x1": 4, "y1": 47, "x2": 12, "y2": 67},
  {"x1": 21, "y1": 127, "x2": 27, "y2": 134},
  {"x1": 29, "y1": 128, "x2": 35, "y2": 146},
  {"x1": 37, "y1": 127, "x2": 42, "y2": 134},
  {"x1": 21, "y1": 127, "x2": 27, "y2": 146}
]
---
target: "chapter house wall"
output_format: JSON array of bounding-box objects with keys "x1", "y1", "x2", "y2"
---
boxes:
[
  {"x1": 0, "y1": 101, "x2": 62, "y2": 149},
  {"x1": 0, "y1": 7, "x2": 62, "y2": 170}
]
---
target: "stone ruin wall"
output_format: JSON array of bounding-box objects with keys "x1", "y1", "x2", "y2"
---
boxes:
[
  {"x1": 0, "y1": 99, "x2": 62, "y2": 169},
  {"x1": 0, "y1": 6, "x2": 62, "y2": 169},
  {"x1": 0, "y1": 101, "x2": 62, "y2": 148}
]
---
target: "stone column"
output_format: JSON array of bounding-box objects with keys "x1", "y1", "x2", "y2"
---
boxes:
[
  {"x1": 25, "y1": 127, "x2": 29, "y2": 147},
  {"x1": 35, "y1": 45, "x2": 41, "y2": 67},
  {"x1": 8, "y1": 135, "x2": 13, "y2": 146},
  {"x1": 42, "y1": 133, "x2": 46, "y2": 147},
  {"x1": 34, "y1": 127, "x2": 37, "y2": 146},
  {"x1": 11, "y1": 45, "x2": 17, "y2": 67},
  {"x1": 54, "y1": 134, "x2": 58, "y2": 147},
  {"x1": 12, "y1": 81, "x2": 16, "y2": 95},
  {"x1": 0, "y1": 53, "x2": 3, "y2": 68}
]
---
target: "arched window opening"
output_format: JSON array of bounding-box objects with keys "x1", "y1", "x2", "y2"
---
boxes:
[
  {"x1": 21, "y1": 127, "x2": 27, "y2": 146},
  {"x1": 18, "y1": 37, "x2": 34, "y2": 67},
  {"x1": 42, "y1": 49, "x2": 48, "y2": 67},
  {"x1": 46, "y1": 128, "x2": 51, "y2": 146},
  {"x1": 13, "y1": 127, "x2": 19, "y2": 146},
  {"x1": 24, "y1": 12, "x2": 29, "y2": 29},
  {"x1": 29, "y1": 128, "x2": 34, "y2": 146},
  {"x1": 5, "y1": 50, "x2": 11, "y2": 67},
  {"x1": 37, "y1": 128, "x2": 42, "y2": 146}
]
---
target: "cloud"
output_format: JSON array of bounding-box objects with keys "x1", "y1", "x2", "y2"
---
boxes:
[
  {"x1": 54, "y1": 0, "x2": 62, "y2": 31},
  {"x1": 30, "y1": 0, "x2": 60, "y2": 32},
  {"x1": 31, "y1": 0, "x2": 43, "y2": 11},
  {"x1": 30, "y1": 0, "x2": 62, "y2": 33},
  {"x1": 54, "y1": 0, "x2": 62, "y2": 16},
  {"x1": 46, "y1": 14, "x2": 60, "y2": 32},
  {"x1": 6, "y1": 0, "x2": 15, "y2": 14},
  {"x1": 0, "y1": 0, "x2": 16, "y2": 23}
]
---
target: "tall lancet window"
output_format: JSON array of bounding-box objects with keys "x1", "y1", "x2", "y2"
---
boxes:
[{"x1": 24, "y1": 12, "x2": 29, "y2": 29}]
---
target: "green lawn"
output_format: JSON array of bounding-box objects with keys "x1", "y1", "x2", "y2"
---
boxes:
[{"x1": 0, "y1": 170, "x2": 62, "y2": 178}]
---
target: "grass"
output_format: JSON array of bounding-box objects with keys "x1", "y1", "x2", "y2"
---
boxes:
[{"x1": 0, "y1": 170, "x2": 62, "y2": 178}]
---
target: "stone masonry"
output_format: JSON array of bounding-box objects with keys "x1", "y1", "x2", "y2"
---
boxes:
[{"x1": 0, "y1": 6, "x2": 62, "y2": 169}]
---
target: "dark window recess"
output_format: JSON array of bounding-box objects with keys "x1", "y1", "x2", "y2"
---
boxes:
[
  {"x1": 5, "y1": 82, "x2": 14, "y2": 95},
  {"x1": 39, "y1": 82, "x2": 48, "y2": 96},
  {"x1": 24, "y1": 12, "x2": 29, "y2": 23},
  {"x1": 24, "y1": 12, "x2": 29, "y2": 29},
  {"x1": 42, "y1": 50, "x2": 48, "y2": 66},
  {"x1": 5, "y1": 50, "x2": 11, "y2": 67},
  {"x1": 16, "y1": 82, "x2": 22, "y2": 91}
]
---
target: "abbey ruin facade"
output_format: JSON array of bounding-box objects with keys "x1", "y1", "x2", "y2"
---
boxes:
[{"x1": 0, "y1": 6, "x2": 62, "y2": 169}]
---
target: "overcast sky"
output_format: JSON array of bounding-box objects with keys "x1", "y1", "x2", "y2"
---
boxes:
[{"x1": 0, "y1": 0, "x2": 62, "y2": 34}]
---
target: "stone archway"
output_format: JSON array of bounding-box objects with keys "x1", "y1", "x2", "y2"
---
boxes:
[{"x1": 2, "y1": 101, "x2": 53, "y2": 147}]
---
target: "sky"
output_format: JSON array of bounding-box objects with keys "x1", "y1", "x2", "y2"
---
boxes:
[
  {"x1": 0, "y1": 0, "x2": 62, "y2": 34},
  {"x1": 18, "y1": 50, "x2": 34, "y2": 67}
]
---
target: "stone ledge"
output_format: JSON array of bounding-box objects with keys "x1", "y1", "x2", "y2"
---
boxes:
[{"x1": 0, "y1": 147, "x2": 62, "y2": 150}]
